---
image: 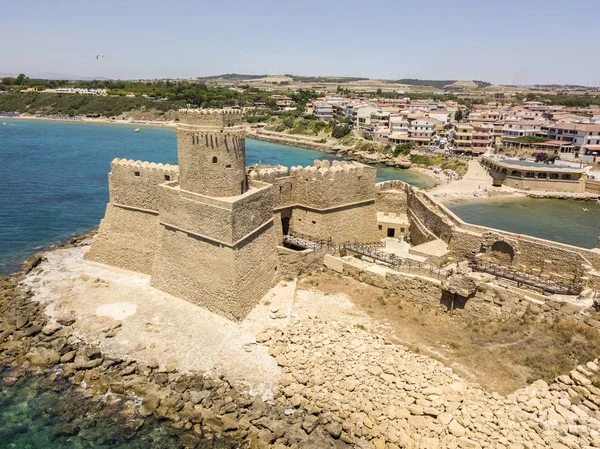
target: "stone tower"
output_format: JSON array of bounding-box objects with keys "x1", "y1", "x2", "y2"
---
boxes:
[
  {"x1": 149, "y1": 109, "x2": 279, "y2": 321},
  {"x1": 177, "y1": 109, "x2": 247, "y2": 197}
]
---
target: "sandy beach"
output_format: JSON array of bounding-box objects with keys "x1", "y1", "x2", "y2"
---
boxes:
[
  {"x1": 429, "y1": 159, "x2": 524, "y2": 202},
  {"x1": 2, "y1": 114, "x2": 177, "y2": 129}
]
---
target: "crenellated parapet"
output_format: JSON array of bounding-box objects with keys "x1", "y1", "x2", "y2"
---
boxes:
[
  {"x1": 288, "y1": 160, "x2": 377, "y2": 210},
  {"x1": 176, "y1": 108, "x2": 243, "y2": 129},
  {"x1": 109, "y1": 158, "x2": 180, "y2": 212},
  {"x1": 248, "y1": 165, "x2": 290, "y2": 184}
]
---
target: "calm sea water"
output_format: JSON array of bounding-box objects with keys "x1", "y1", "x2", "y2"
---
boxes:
[
  {"x1": 444, "y1": 196, "x2": 600, "y2": 249},
  {"x1": 0, "y1": 118, "x2": 433, "y2": 275}
]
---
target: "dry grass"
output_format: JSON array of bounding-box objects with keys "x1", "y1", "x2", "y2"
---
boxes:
[{"x1": 297, "y1": 271, "x2": 600, "y2": 394}]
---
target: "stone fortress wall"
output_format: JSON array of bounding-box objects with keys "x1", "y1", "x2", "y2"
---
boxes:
[
  {"x1": 85, "y1": 159, "x2": 179, "y2": 275},
  {"x1": 401, "y1": 182, "x2": 600, "y2": 287},
  {"x1": 249, "y1": 160, "x2": 379, "y2": 243}
]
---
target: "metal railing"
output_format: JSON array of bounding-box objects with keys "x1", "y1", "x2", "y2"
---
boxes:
[
  {"x1": 284, "y1": 230, "x2": 451, "y2": 279},
  {"x1": 469, "y1": 257, "x2": 583, "y2": 296}
]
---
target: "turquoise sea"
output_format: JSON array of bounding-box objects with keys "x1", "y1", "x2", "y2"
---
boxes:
[
  {"x1": 0, "y1": 118, "x2": 432, "y2": 275},
  {"x1": 444, "y1": 196, "x2": 600, "y2": 249}
]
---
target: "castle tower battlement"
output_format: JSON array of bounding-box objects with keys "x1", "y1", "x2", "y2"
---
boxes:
[{"x1": 176, "y1": 109, "x2": 247, "y2": 197}]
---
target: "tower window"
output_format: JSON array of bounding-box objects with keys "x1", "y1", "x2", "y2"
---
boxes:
[
  {"x1": 226, "y1": 164, "x2": 232, "y2": 168},
  {"x1": 134, "y1": 171, "x2": 140, "y2": 177},
  {"x1": 164, "y1": 175, "x2": 171, "y2": 181},
  {"x1": 212, "y1": 157, "x2": 217, "y2": 164}
]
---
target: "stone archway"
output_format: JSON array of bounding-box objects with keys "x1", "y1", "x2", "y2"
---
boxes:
[{"x1": 489, "y1": 240, "x2": 515, "y2": 265}]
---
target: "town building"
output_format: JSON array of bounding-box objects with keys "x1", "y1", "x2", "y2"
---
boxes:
[{"x1": 481, "y1": 155, "x2": 587, "y2": 192}]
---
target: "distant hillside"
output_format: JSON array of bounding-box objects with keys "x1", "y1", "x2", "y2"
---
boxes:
[
  {"x1": 390, "y1": 79, "x2": 491, "y2": 89},
  {"x1": 286, "y1": 75, "x2": 369, "y2": 84},
  {"x1": 196, "y1": 73, "x2": 268, "y2": 81}
]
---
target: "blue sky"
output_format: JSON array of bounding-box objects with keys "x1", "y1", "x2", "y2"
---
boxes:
[{"x1": 1, "y1": 0, "x2": 599, "y2": 85}]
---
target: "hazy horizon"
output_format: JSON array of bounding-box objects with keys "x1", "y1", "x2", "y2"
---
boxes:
[{"x1": 2, "y1": 0, "x2": 599, "y2": 86}]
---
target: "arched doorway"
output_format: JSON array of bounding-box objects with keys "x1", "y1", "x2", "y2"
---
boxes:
[
  {"x1": 490, "y1": 240, "x2": 515, "y2": 265},
  {"x1": 281, "y1": 216, "x2": 291, "y2": 236}
]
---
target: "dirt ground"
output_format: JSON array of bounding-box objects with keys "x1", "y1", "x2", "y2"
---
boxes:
[{"x1": 298, "y1": 271, "x2": 600, "y2": 395}]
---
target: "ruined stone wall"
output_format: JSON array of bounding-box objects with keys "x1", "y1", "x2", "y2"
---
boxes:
[
  {"x1": 330, "y1": 255, "x2": 600, "y2": 329},
  {"x1": 404, "y1": 187, "x2": 600, "y2": 278},
  {"x1": 277, "y1": 246, "x2": 330, "y2": 278}
]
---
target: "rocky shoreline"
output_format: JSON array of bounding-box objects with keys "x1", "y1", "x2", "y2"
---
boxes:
[
  {"x1": 527, "y1": 191, "x2": 600, "y2": 202},
  {"x1": 247, "y1": 130, "x2": 415, "y2": 170},
  {"x1": 0, "y1": 238, "x2": 348, "y2": 449},
  {"x1": 5, "y1": 236, "x2": 600, "y2": 448}
]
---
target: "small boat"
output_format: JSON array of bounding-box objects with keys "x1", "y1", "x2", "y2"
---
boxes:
[
  {"x1": 583, "y1": 208, "x2": 590, "y2": 212},
  {"x1": 134, "y1": 128, "x2": 140, "y2": 132}
]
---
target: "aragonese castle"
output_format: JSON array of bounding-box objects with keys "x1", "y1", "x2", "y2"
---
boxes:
[{"x1": 86, "y1": 109, "x2": 378, "y2": 321}]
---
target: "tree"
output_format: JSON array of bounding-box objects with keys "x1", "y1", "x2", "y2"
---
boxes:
[
  {"x1": 455, "y1": 108, "x2": 463, "y2": 122},
  {"x1": 393, "y1": 142, "x2": 416, "y2": 157},
  {"x1": 16, "y1": 73, "x2": 27, "y2": 85},
  {"x1": 376, "y1": 88, "x2": 382, "y2": 96},
  {"x1": 332, "y1": 123, "x2": 351, "y2": 139}
]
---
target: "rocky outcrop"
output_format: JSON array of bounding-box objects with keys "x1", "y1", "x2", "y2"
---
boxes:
[{"x1": 260, "y1": 318, "x2": 600, "y2": 449}]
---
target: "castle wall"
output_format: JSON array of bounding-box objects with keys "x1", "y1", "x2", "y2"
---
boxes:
[
  {"x1": 108, "y1": 159, "x2": 179, "y2": 211},
  {"x1": 288, "y1": 161, "x2": 377, "y2": 210},
  {"x1": 403, "y1": 185, "x2": 600, "y2": 281},
  {"x1": 249, "y1": 161, "x2": 379, "y2": 243},
  {"x1": 375, "y1": 181, "x2": 408, "y2": 215},
  {"x1": 151, "y1": 221, "x2": 278, "y2": 322},
  {"x1": 85, "y1": 159, "x2": 178, "y2": 274},
  {"x1": 333, "y1": 255, "x2": 600, "y2": 328},
  {"x1": 290, "y1": 203, "x2": 379, "y2": 244},
  {"x1": 85, "y1": 204, "x2": 160, "y2": 275},
  {"x1": 233, "y1": 223, "x2": 279, "y2": 319},
  {"x1": 150, "y1": 227, "x2": 237, "y2": 318}
]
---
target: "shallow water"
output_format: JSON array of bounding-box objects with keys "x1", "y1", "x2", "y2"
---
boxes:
[
  {"x1": 0, "y1": 369, "x2": 188, "y2": 448},
  {"x1": 444, "y1": 196, "x2": 600, "y2": 249},
  {"x1": 0, "y1": 118, "x2": 432, "y2": 274}
]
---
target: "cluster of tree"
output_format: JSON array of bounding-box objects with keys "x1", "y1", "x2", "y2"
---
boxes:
[
  {"x1": 331, "y1": 123, "x2": 351, "y2": 139},
  {"x1": 393, "y1": 142, "x2": 416, "y2": 157},
  {"x1": 0, "y1": 92, "x2": 179, "y2": 117},
  {"x1": 521, "y1": 92, "x2": 600, "y2": 108},
  {"x1": 0, "y1": 75, "x2": 319, "y2": 110}
]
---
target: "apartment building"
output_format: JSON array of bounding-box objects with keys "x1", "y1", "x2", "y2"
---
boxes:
[
  {"x1": 503, "y1": 120, "x2": 545, "y2": 138},
  {"x1": 544, "y1": 123, "x2": 600, "y2": 155},
  {"x1": 352, "y1": 105, "x2": 380, "y2": 130},
  {"x1": 454, "y1": 123, "x2": 474, "y2": 149},
  {"x1": 312, "y1": 102, "x2": 333, "y2": 121},
  {"x1": 409, "y1": 117, "x2": 436, "y2": 140},
  {"x1": 471, "y1": 123, "x2": 494, "y2": 152}
]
